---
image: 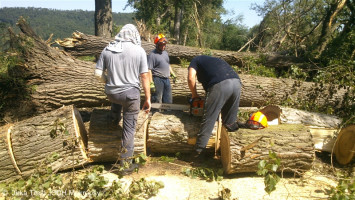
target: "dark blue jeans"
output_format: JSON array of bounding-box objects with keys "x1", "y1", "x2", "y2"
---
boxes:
[
  {"x1": 106, "y1": 87, "x2": 140, "y2": 164},
  {"x1": 195, "y1": 78, "x2": 241, "y2": 152},
  {"x1": 152, "y1": 76, "x2": 172, "y2": 103}
]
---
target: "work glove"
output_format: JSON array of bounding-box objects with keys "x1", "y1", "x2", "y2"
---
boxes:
[
  {"x1": 170, "y1": 73, "x2": 177, "y2": 83},
  {"x1": 150, "y1": 82, "x2": 156, "y2": 93}
]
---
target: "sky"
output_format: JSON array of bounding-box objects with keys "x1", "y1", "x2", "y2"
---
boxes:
[{"x1": 0, "y1": 0, "x2": 265, "y2": 28}]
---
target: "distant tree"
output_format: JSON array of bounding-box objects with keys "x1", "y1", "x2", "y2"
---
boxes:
[
  {"x1": 126, "y1": 0, "x2": 225, "y2": 48},
  {"x1": 220, "y1": 18, "x2": 248, "y2": 51},
  {"x1": 95, "y1": 0, "x2": 112, "y2": 38}
]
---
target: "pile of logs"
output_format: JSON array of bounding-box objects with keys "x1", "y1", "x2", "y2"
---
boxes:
[{"x1": 2, "y1": 104, "x2": 353, "y2": 182}]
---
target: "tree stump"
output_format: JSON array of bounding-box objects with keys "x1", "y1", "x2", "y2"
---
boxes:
[
  {"x1": 147, "y1": 111, "x2": 219, "y2": 153},
  {"x1": 220, "y1": 124, "x2": 315, "y2": 175},
  {"x1": 0, "y1": 105, "x2": 89, "y2": 183},
  {"x1": 88, "y1": 109, "x2": 149, "y2": 162}
]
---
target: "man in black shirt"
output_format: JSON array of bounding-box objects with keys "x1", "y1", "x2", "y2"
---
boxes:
[{"x1": 188, "y1": 55, "x2": 242, "y2": 157}]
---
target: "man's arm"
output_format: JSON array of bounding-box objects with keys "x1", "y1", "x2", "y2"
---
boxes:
[
  {"x1": 94, "y1": 51, "x2": 107, "y2": 83},
  {"x1": 188, "y1": 67, "x2": 199, "y2": 99},
  {"x1": 141, "y1": 72, "x2": 151, "y2": 112},
  {"x1": 148, "y1": 70, "x2": 153, "y2": 83}
]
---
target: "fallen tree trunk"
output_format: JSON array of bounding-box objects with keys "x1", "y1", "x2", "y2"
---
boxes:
[
  {"x1": 56, "y1": 31, "x2": 307, "y2": 68},
  {"x1": 147, "y1": 111, "x2": 220, "y2": 153},
  {"x1": 0, "y1": 105, "x2": 89, "y2": 183},
  {"x1": 172, "y1": 65, "x2": 352, "y2": 108},
  {"x1": 220, "y1": 124, "x2": 315, "y2": 175},
  {"x1": 6, "y1": 18, "x2": 352, "y2": 122},
  {"x1": 88, "y1": 109, "x2": 149, "y2": 162},
  {"x1": 7, "y1": 17, "x2": 107, "y2": 117}
]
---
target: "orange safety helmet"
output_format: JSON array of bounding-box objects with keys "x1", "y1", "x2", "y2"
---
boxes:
[
  {"x1": 154, "y1": 33, "x2": 168, "y2": 44},
  {"x1": 246, "y1": 111, "x2": 268, "y2": 129}
]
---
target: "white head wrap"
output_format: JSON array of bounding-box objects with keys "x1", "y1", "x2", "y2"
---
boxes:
[{"x1": 106, "y1": 24, "x2": 141, "y2": 53}]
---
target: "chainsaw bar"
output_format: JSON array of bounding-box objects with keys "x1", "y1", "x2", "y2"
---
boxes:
[{"x1": 151, "y1": 103, "x2": 190, "y2": 111}]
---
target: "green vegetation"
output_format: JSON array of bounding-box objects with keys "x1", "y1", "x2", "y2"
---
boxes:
[
  {"x1": 328, "y1": 173, "x2": 355, "y2": 200},
  {"x1": 256, "y1": 150, "x2": 281, "y2": 195},
  {"x1": 0, "y1": 51, "x2": 31, "y2": 122},
  {"x1": 0, "y1": 7, "x2": 134, "y2": 41},
  {"x1": 0, "y1": 161, "x2": 164, "y2": 200},
  {"x1": 183, "y1": 167, "x2": 224, "y2": 182}
]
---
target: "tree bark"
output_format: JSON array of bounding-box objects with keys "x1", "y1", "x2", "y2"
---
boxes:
[
  {"x1": 173, "y1": 3, "x2": 183, "y2": 44},
  {"x1": 56, "y1": 31, "x2": 307, "y2": 68},
  {"x1": 88, "y1": 109, "x2": 149, "y2": 162},
  {"x1": 95, "y1": 0, "x2": 113, "y2": 38},
  {"x1": 171, "y1": 66, "x2": 352, "y2": 108},
  {"x1": 220, "y1": 124, "x2": 314, "y2": 175},
  {"x1": 147, "y1": 111, "x2": 220, "y2": 153},
  {"x1": 0, "y1": 105, "x2": 89, "y2": 183},
  {"x1": 10, "y1": 17, "x2": 107, "y2": 118}
]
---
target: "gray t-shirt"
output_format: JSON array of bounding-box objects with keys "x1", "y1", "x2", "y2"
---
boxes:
[
  {"x1": 147, "y1": 49, "x2": 170, "y2": 78},
  {"x1": 96, "y1": 42, "x2": 148, "y2": 94}
]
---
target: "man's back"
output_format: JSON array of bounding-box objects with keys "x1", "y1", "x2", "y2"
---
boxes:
[
  {"x1": 99, "y1": 42, "x2": 148, "y2": 94},
  {"x1": 189, "y1": 55, "x2": 239, "y2": 90}
]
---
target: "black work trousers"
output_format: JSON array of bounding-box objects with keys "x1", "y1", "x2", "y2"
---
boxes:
[{"x1": 195, "y1": 78, "x2": 241, "y2": 152}]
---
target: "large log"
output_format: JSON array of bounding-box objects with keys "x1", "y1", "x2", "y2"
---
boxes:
[
  {"x1": 220, "y1": 124, "x2": 315, "y2": 175},
  {"x1": 0, "y1": 105, "x2": 89, "y2": 183},
  {"x1": 56, "y1": 31, "x2": 307, "y2": 68},
  {"x1": 172, "y1": 66, "x2": 352, "y2": 108},
  {"x1": 6, "y1": 18, "x2": 352, "y2": 122},
  {"x1": 147, "y1": 111, "x2": 220, "y2": 153},
  {"x1": 88, "y1": 109, "x2": 149, "y2": 162}
]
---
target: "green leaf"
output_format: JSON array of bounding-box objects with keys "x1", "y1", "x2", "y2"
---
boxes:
[
  {"x1": 271, "y1": 164, "x2": 278, "y2": 172},
  {"x1": 258, "y1": 160, "x2": 266, "y2": 168},
  {"x1": 43, "y1": 182, "x2": 50, "y2": 189}
]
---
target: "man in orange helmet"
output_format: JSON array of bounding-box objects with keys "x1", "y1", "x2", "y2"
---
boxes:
[{"x1": 147, "y1": 34, "x2": 176, "y2": 104}]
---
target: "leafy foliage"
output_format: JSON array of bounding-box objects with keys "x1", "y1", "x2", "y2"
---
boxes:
[
  {"x1": 328, "y1": 173, "x2": 355, "y2": 200},
  {"x1": 257, "y1": 150, "x2": 281, "y2": 194},
  {"x1": 0, "y1": 157, "x2": 164, "y2": 200},
  {"x1": 183, "y1": 167, "x2": 224, "y2": 182},
  {"x1": 0, "y1": 52, "x2": 32, "y2": 123}
]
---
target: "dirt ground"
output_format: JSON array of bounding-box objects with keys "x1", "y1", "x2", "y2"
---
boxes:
[{"x1": 97, "y1": 152, "x2": 354, "y2": 200}]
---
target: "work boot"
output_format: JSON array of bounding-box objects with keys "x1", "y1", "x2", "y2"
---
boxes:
[
  {"x1": 121, "y1": 163, "x2": 139, "y2": 175},
  {"x1": 119, "y1": 159, "x2": 139, "y2": 176},
  {"x1": 237, "y1": 121, "x2": 249, "y2": 129},
  {"x1": 225, "y1": 122, "x2": 239, "y2": 132},
  {"x1": 189, "y1": 149, "x2": 209, "y2": 163}
]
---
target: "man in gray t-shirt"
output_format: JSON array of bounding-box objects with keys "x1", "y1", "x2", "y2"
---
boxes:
[
  {"x1": 95, "y1": 24, "x2": 151, "y2": 175},
  {"x1": 147, "y1": 34, "x2": 176, "y2": 104}
]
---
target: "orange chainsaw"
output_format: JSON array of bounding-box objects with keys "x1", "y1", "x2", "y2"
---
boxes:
[{"x1": 150, "y1": 97, "x2": 204, "y2": 116}]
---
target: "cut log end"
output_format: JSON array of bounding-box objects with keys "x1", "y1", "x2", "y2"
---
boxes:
[{"x1": 335, "y1": 125, "x2": 355, "y2": 165}]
